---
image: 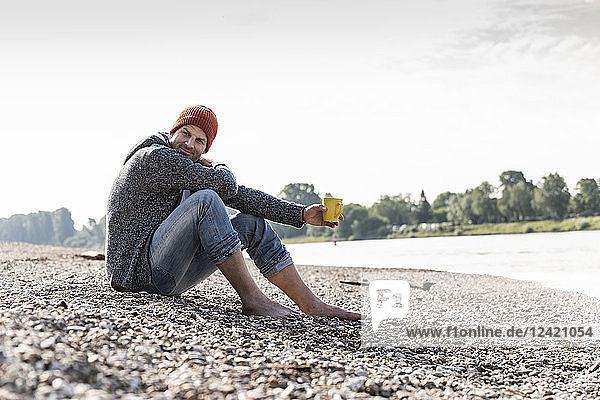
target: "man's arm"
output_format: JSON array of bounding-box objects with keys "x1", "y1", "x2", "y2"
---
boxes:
[
  {"x1": 144, "y1": 146, "x2": 238, "y2": 199},
  {"x1": 196, "y1": 155, "x2": 304, "y2": 226},
  {"x1": 224, "y1": 185, "x2": 305, "y2": 228},
  {"x1": 200, "y1": 156, "x2": 341, "y2": 228}
]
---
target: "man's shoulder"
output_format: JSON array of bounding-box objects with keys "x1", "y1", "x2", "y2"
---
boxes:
[
  {"x1": 123, "y1": 132, "x2": 171, "y2": 164},
  {"x1": 126, "y1": 137, "x2": 195, "y2": 174}
]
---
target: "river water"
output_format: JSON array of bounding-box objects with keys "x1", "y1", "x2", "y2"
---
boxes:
[{"x1": 285, "y1": 230, "x2": 600, "y2": 299}]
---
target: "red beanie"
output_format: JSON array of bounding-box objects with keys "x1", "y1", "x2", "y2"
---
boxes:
[{"x1": 170, "y1": 105, "x2": 218, "y2": 152}]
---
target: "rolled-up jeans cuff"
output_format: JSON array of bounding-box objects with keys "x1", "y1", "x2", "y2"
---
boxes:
[
  {"x1": 212, "y1": 239, "x2": 243, "y2": 265},
  {"x1": 262, "y1": 255, "x2": 294, "y2": 279}
]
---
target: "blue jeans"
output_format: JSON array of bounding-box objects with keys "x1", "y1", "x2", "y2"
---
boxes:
[{"x1": 149, "y1": 189, "x2": 293, "y2": 296}]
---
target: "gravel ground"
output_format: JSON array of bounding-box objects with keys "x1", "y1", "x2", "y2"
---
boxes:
[{"x1": 1, "y1": 241, "x2": 600, "y2": 399}]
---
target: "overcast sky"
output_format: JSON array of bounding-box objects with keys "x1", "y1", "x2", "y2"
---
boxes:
[{"x1": 1, "y1": 0, "x2": 599, "y2": 227}]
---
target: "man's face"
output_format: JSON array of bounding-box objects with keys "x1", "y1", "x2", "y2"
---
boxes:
[{"x1": 169, "y1": 125, "x2": 207, "y2": 162}]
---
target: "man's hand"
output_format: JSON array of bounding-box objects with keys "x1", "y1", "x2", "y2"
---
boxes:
[
  {"x1": 200, "y1": 157, "x2": 228, "y2": 169},
  {"x1": 303, "y1": 204, "x2": 344, "y2": 228},
  {"x1": 198, "y1": 156, "x2": 213, "y2": 167}
]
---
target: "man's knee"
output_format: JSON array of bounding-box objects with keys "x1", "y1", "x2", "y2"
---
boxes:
[
  {"x1": 190, "y1": 189, "x2": 220, "y2": 202},
  {"x1": 231, "y1": 213, "x2": 265, "y2": 233},
  {"x1": 189, "y1": 189, "x2": 226, "y2": 210},
  {"x1": 233, "y1": 212, "x2": 263, "y2": 224}
]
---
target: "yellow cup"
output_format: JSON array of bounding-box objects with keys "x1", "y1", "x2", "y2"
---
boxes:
[{"x1": 322, "y1": 197, "x2": 344, "y2": 222}]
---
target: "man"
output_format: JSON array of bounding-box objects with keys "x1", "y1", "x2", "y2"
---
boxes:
[{"x1": 106, "y1": 105, "x2": 360, "y2": 319}]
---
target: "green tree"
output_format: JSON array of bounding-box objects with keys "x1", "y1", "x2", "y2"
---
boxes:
[
  {"x1": 24, "y1": 211, "x2": 54, "y2": 244},
  {"x1": 415, "y1": 190, "x2": 433, "y2": 223},
  {"x1": 278, "y1": 183, "x2": 322, "y2": 206},
  {"x1": 447, "y1": 193, "x2": 473, "y2": 225},
  {"x1": 499, "y1": 170, "x2": 530, "y2": 188},
  {"x1": 64, "y1": 216, "x2": 106, "y2": 250},
  {"x1": 571, "y1": 178, "x2": 600, "y2": 216},
  {"x1": 51, "y1": 208, "x2": 77, "y2": 244},
  {"x1": 371, "y1": 194, "x2": 414, "y2": 226},
  {"x1": 0, "y1": 208, "x2": 75, "y2": 245},
  {"x1": 431, "y1": 191, "x2": 455, "y2": 223},
  {"x1": 0, "y1": 215, "x2": 26, "y2": 242},
  {"x1": 351, "y1": 215, "x2": 389, "y2": 239},
  {"x1": 498, "y1": 170, "x2": 535, "y2": 221},
  {"x1": 532, "y1": 173, "x2": 571, "y2": 220},
  {"x1": 498, "y1": 181, "x2": 534, "y2": 221},
  {"x1": 307, "y1": 225, "x2": 332, "y2": 238},
  {"x1": 0, "y1": 215, "x2": 22, "y2": 242},
  {"x1": 432, "y1": 208, "x2": 448, "y2": 223},
  {"x1": 336, "y1": 203, "x2": 368, "y2": 239},
  {"x1": 272, "y1": 183, "x2": 323, "y2": 238},
  {"x1": 470, "y1": 182, "x2": 500, "y2": 223},
  {"x1": 433, "y1": 192, "x2": 454, "y2": 210}
]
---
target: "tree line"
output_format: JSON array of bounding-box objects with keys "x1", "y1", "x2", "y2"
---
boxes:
[
  {"x1": 272, "y1": 170, "x2": 600, "y2": 240},
  {"x1": 1, "y1": 170, "x2": 598, "y2": 247},
  {"x1": 0, "y1": 209, "x2": 105, "y2": 250}
]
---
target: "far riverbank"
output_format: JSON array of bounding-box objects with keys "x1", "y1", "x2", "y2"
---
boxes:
[{"x1": 282, "y1": 215, "x2": 600, "y2": 244}]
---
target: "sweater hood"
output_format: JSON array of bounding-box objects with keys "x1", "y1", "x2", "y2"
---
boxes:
[{"x1": 123, "y1": 132, "x2": 171, "y2": 164}]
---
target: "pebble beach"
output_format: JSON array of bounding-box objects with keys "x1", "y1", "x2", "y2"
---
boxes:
[{"x1": 1, "y1": 241, "x2": 600, "y2": 399}]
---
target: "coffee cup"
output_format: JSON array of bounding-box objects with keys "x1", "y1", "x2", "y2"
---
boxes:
[{"x1": 322, "y1": 197, "x2": 344, "y2": 222}]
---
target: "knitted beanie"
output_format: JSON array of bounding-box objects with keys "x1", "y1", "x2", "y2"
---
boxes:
[{"x1": 170, "y1": 105, "x2": 218, "y2": 152}]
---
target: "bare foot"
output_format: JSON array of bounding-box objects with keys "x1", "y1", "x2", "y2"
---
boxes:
[
  {"x1": 301, "y1": 299, "x2": 363, "y2": 320},
  {"x1": 241, "y1": 297, "x2": 300, "y2": 319}
]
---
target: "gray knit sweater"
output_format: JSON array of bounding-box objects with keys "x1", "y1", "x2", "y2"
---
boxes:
[{"x1": 106, "y1": 133, "x2": 305, "y2": 291}]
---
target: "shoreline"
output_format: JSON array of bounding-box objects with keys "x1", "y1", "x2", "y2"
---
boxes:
[
  {"x1": 282, "y1": 215, "x2": 600, "y2": 244},
  {"x1": 283, "y1": 230, "x2": 600, "y2": 301},
  {"x1": 1, "y1": 241, "x2": 600, "y2": 399}
]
